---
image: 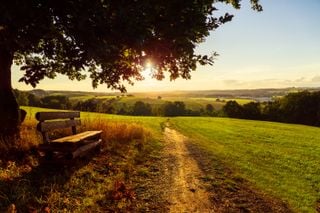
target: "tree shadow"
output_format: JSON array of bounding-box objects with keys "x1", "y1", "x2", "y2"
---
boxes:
[{"x1": 0, "y1": 153, "x2": 95, "y2": 212}]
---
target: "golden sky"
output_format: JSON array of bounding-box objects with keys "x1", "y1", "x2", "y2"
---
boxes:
[{"x1": 13, "y1": 0, "x2": 320, "y2": 92}]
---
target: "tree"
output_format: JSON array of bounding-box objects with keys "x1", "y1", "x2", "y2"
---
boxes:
[
  {"x1": 0, "y1": 0, "x2": 261, "y2": 136},
  {"x1": 132, "y1": 101, "x2": 152, "y2": 116},
  {"x1": 41, "y1": 95, "x2": 71, "y2": 109},
  {"x1": 262, "y1": 100, "x2": 283, "y2": 121},
  {"x1": 242, "y1": 102, "x2": 261, "y2": 120},
  {"x1": 13, "y1": 89, "x2": 29, "y2": 106},
  {"x1": 223, "y1": 101, "x2": 243, "y2": 118},
  {"x1": 27, "y1": 93, "x2": 41, "y2": 107},
  {"x1": 279, "y1": 91, "x2": 320, "y2": 126},
  {"x1": 205, "y1": 103, "x2": 215, "y2": 115},
  {"x1": 206, "y1": 104, "x2": 214, "y2": 112},
  {"x1": 163, "y1": 101, "x2": 186, "y2": 116},
  {"x1": 74, "y1": 98, "x2": 100, "y2": 112}
]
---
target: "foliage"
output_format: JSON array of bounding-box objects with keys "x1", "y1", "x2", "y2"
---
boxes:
[
  {"x1": 74, "y1": 98, "x2": 103, "y2": 113},
  {"x1": 261, "y1": 100, "x2": 282, "y2": 121},
  {"x1": 278, "y1": 91, "x2": 320, "y2": 126},
  {"x1": 0, "y1": 0, "x2": 261, "y2": 137},
  {"x1": 40, "y1": 95, "x2": 71, "y2": 109},
  {"x1": 132, "y1": 101, "x2": 152, "y2": 116},
  {"x1": 13, "y1": 89, "x2": 29, "y2": 106},
  {"x1": 242, "y1": 102, "x2": 261, "y2": 120},
  {"x1": 162, "y1": 101, "x2": 187, "y2": 116},
  {"x1": 27, "y1": 93, "x2": 42, "y2": 107},
  {"x1": 1, "y1": 0, "x2": 260, "y2": 92},
  {"x1": 223, "y1": 91, "x2": 320, "y2": 126},
  {"x1": 222, "y1": 100, "x2": 244, "y2": 118},
  {"x1": 206, "y1": 103, "x2": 214, "y2": 112}
]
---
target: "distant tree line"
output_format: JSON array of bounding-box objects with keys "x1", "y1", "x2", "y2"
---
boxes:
[
  {"x1": 14, "y1": 90, "x2": 217, "y2": 117},
  {"x1": 223, "y1": 91, "x2": 320, "y2": 126},
  {"x1": 73, "y1": 99, "x2": 211, "y2": 117},
  {"x1": 15, "y1": 89, "x2": 320, "y2": 126},
  {"x1": 14, "y1": 89, "x2": 71, "y2": 110}
]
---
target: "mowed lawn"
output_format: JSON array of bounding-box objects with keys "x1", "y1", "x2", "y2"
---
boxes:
[{"x1": 171, "y1": 117, "x2": 320, "y2": 212}]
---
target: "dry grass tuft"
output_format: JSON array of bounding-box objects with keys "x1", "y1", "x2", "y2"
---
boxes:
[
  {"x1": 0, "y1": 119, "x2": 40, "y2": 162},
  {"x1": 81, "y1": 117, "x2": 151, "y2": 153}
]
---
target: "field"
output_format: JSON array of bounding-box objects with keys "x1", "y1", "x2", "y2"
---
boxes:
[
  {"x1": 36, "y1": 90, "x2": 254, "y2": 111},
  {"x1": 170, "y1": 117, "x2": 320, "y2": 212},
  {"x1": 1, "y1": 106, "x2": 320, "y2": 211}
]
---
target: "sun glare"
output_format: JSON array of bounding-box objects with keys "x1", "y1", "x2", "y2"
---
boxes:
[{"x1": 142, "y1": 61, "x2": 153, "y2": 79}]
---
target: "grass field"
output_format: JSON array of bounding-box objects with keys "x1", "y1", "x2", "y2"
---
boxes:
[
  {"x1": 3, "y1": 106, "x2": 320, "y2": 211},
  {"x1": 170, "y1": 117, "x2": 320, "y2": 212}
]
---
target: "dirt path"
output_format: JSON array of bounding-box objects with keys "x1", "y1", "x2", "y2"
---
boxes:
[
  {"x1": 163, "y1": 127, "x2": 215, "y2": 212},
  {"x1": 133, "y1": 125, "x2": 291, "y2": 212}
]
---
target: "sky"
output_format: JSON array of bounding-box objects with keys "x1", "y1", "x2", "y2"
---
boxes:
[{"x1": 12, "y1": 0, "x2": 320, "y2": 92}]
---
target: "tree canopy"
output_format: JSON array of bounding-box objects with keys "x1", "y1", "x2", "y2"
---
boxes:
[
  {"x1": 1, "y1": 0, "x2": 261, "y2": 92},
  {"x1": 0, "y1": 0, "x2": 261, "y2": 136}
]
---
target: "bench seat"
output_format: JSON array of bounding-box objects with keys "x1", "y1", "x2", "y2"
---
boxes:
[
  {"x1": 52, "y1": 130, "x2": 102, "y2": 143},
  {"x1": 39, "y1": 130, "x2": 102, "y2": 152}
]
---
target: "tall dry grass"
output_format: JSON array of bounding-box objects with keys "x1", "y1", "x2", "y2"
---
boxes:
[
  {"x1": 0, "y1": 113, "x2": 151, "y2": 162},
  {"x1": 0, "y1": 113, "x2": 154, "y2": 212},
  {"x1": 82, "y1": 117, "x2": 151, "y2": 150},
  {"x1": 0, "y1": 119, "x2": 40, "y2": 162}
]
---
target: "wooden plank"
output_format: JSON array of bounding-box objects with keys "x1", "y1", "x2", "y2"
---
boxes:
[
  {"x1": 37, "y1": 119, "x2": 81, "y2": 132},
  {"x1": 67, "y1": 139, "x2": 102, "y2": 159},
  {"x1": 36, "y1": 111, "x2": 80, "y2": 121},
  {"x1": 38, "y1": 143, "x2": 79, "y2": 152},
  {"x1": 52, "y1": 130, "x2": 102, "y2": 143},
  {"x1": 38, "y1": 138, "x2": 101, "y2": 152}
]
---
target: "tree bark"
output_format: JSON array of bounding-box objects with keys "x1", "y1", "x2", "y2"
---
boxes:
[{"x1": 0, "y1": 46, "x2": 20, "y2": 138}]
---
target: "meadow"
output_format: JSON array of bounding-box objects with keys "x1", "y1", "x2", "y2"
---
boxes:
[
  {"x1": 1, "y1": 106, "x2": 320, "y2": 211},
  {"x1": 170, "y1": 117, "x2": 320, "y2": 212}
]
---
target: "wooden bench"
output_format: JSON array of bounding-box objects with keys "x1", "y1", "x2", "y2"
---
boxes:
[{"x1": 36, "y1": 111, "x2": 102, "y2": 160}]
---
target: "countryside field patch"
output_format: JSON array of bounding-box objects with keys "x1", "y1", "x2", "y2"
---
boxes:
[{"x1": 170, "y1": 117, "x2": 320, "y2": 212}]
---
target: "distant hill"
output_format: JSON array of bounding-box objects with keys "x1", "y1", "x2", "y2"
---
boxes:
[{"x1": 21, "y1": 87, "x2": 320, "y2": 100}]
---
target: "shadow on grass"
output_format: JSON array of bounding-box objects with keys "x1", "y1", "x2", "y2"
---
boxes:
[{"x1": 0, "y1": 153, "x2": 95, "y2": 212}]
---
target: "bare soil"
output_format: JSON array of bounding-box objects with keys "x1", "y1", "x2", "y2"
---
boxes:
[{"x1": 163, "y1": 127, "x2": 215, "y2": 212}]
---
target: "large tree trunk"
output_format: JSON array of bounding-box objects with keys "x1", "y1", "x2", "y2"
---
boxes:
[{"x1": 0, "y1": 47, "x2": 20, "y2": 138}]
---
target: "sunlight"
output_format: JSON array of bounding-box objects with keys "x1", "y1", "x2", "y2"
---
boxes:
[{"x1": 141, "y1": 60, "x2": 153, "y2": 79}]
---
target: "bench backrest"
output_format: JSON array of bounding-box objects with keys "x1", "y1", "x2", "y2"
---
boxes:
[{"x1": 36, "y1": 111, "x2": 81, "y2": 143}]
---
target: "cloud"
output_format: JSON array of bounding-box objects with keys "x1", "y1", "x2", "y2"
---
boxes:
[
  {"x1": 223, "y1": 80, "x2": 240, "y2": 85},
  {"x1": 311, "y1": 75, "x2": 320, "y2": 82},
  {"x1": 294, "y1": 77, "x2": 306, "y2": 83},
  {"x1": 221, "y1": 76, "x2": 320, "y2": 89}
]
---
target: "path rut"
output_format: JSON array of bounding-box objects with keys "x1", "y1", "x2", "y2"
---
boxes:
[{"x1": 163, "y1": 127, "x2": 214, "y2": 212}]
